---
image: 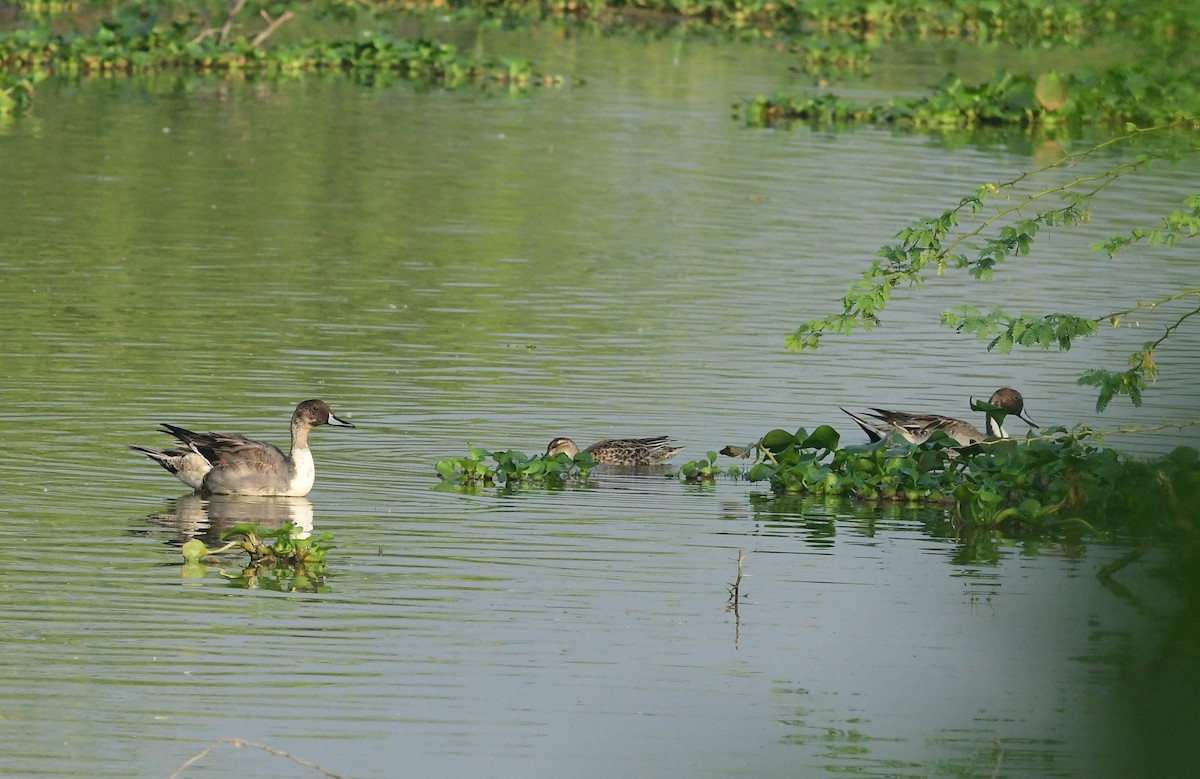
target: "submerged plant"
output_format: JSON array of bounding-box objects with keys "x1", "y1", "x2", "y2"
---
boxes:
[
  {"x1": 435, "y1": 446, "x2": 596, "y2": 488},
  {"x1": 180, "y1": 522, "x2": 334, "y2": 592}
]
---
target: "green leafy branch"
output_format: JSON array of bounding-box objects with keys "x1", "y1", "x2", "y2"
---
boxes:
[
  {"x1": 1094, "y1": 193, "x2": 1200, "y2": 257},
  {"x1": 1074, "y1": 292, "x2": 1200, "y2": 411},
  {"x1": 944, "y1": 271, "x2": 1199, "y2": 413},
  {"x1": 788, "y1": 123, "x2": 1200, "y2": 410}
]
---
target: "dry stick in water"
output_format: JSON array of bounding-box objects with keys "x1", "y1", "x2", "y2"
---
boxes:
[
  {"x1": 252, "y1": 10, "x2": 295, "y2": 47},
  {"x1": 727, "y1": 549, "x2": 744, "y2": 604},
  {"x1": 189, "y1": 0, "x2": 292, "y2": 48},
  {"x1": 727, "y1": 549, "x2": 745, "y2": 647},
  {"x1": 990, "y1": 740, "x2": 1006, "y2": 779},
  {"x1": 169, "y1": 738, "x2": 348, "y2": 779},
  {"x1": 217, "y1": 0, "x2": 246, "y2": 45}
]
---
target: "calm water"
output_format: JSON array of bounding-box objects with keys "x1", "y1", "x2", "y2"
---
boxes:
[{"x1": 1, "y1": 25, "x2": 1198, "y2": 779}]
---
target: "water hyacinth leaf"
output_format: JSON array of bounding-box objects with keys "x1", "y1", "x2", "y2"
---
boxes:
[
  {"x1": 220, "y1": 523, "x2": 260, "y2": 540},
  {"x1": 970, "y1": 396, "x2": 1004, "y2": 413},
  {"x1": 977, "y1": 489, "x2": 1003, "y2": 507},
  {"x1": 1018, "y1": 498, "x2": 1044, "y2": 517},
  {"x1": 915, "y1": 450, "x2": 945, "y2": 473},
  {"x1": 747, "y1": 463, "x2": 778, "y2": 482},
  {"x1": 435, "y1": 459, "x2": 459, "y2": 480},
  {"x1": 761, "y1": 429, "x2": 799, "y2": 453},
  {"x1": 801, "y1": 425, "x2": 840, "y2": 451},
  {"x1": 181, "y1": 538, "x2": 207, "y2": 562}
]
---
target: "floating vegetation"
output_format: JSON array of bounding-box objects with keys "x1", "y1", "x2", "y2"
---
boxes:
[
  {"x1": 788, "y1": 38, "x2": 875, "y2": 78},
  {"x1": 0, "y1": 25, "x2": 558, "y2": 87},
  {"x1": 436, "y1": 446, "x2": 596, "y2": 488},
  {"x1": 0, "y1": 70, "x2": 44, "y2": 115},
  {"x1": 180, "y1": 522, "x2": 334, "y2": 592},
  {"x1": 674, "y1": 450, "x2": 745, "y2": 484},
  {"x1": 743, "y1": 67, "x2": 1200, "y2": 130},
  {"x1": 707, "y1": 422, "x2": 1200, "y2": 535},
  {"x1": 369, "y1": 0, "x2": 1182, "y2": 45},
  {"x1": 0, "y1": 0, "x2": 567, "y2": 115}
]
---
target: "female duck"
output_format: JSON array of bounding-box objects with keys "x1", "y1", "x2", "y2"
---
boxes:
[
  {"x1": 131, "y1": 399, "x2": 354, "y2": 496},
  {"x1": 546, "y1": 436, "x2": 683, "y2": 466},
  {"x1": 842, "y1": 387, "x2": 1036, "y2": 446}
]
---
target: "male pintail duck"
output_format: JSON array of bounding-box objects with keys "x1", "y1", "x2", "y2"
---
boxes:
[
  {"x1": 842, "y1": 387, "x2": 1036, "y2": 446},
  {"x1": 131, "y1": 399, "x2": 354, "y2": 496},
  {"x1": 546, "y1": 436, "x2": 683, "y2": 465}
]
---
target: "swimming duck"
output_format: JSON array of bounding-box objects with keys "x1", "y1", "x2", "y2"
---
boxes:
[
  {"x1": 131, "y1": 399, "x2": 354, "y2": 496},
  {"x1": 546, "y1": 436, "x2": 683, "y2": 465},
  {"x1": 842, "y1": 387, "x2": 1036, "y2": 446}
]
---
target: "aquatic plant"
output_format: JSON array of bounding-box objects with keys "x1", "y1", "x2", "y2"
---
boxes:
[
  {"x1": 436, "y1": 446, "x2": 596, "y2": 487},
  {"x1": 0, "y1": 71, "x2": 44, "y2": 115},
  {"x1": 0, "y1": 4, "x2": 562, "y2": 90},
  {"x1": 327, "y1": 0, "x2": 1185, "y2": 45},
  {"x1": 180, "y1": 522, "x2": 334, "y2": 592},
  {"x1": 788, "y1": 37, "x2": 874, "y2": 77},
  {"x1": 674, "y1": 450, "x2": 744, "y2": 483},
  {"x1": 744, "y1": 66, "x2": 1200, "y2": 130},
  {"x1": 717, "y1": 422, "x2": 1200, "y2": 535},
  {"x1": 781, "y1": 124, "x2": 1200, "y2": 413}
]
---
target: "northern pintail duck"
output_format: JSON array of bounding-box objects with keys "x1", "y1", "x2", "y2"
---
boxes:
[
  {"x1": 842, "y1": 387, "x2": 1036, "y2": 446},
  {"x1": 131, "y1": 399, "x2": 354, "y2": 496},
  {"x1": 546, "y1": 436, "x2": 683, "y2": 465}
]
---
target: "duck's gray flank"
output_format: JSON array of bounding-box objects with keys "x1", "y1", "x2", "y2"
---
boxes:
[{"x1": 131, "y1": 399, "x2": 354, "y2": 496}]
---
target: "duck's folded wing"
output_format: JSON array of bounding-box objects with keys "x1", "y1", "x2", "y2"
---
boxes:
[{"x1": 160, "y1": 425, "x2": 287, "y2": 468}]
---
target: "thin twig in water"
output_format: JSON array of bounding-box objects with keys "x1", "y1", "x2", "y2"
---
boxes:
[
  {"x1": 727, "y1": 549, "x2": 744, "y2": 648},
  {"x1": 990, "y1": 740, "x2": 1006, "y2": 779},
  {"x1": 727, "y1": 548, "x2": 744, "y2": 603},
  {"x1": 169, "y1": 738, "x2": 348, "y2": 779}
]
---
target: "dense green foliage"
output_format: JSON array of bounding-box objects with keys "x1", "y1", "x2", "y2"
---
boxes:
[
  {"x1": 0, "y1": 23, "x2": 549, "y2": 83},
  {"x1": 686, "y1": 423, "x2": 1200, "y2": 535},
  {"x1": 744, "y1": 67, "x2": 1200, "y2": 130},
  {"x1": 328, "y1": 0, "x2": 1191, "y2": 43},
  {"x1": 0, "y1": 2, "x2": 563, "y2": 112}
]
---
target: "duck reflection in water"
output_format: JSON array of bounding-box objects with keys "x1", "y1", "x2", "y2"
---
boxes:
[{"x1": 146, "y1": 493, "x2": 314, "y2": 547}]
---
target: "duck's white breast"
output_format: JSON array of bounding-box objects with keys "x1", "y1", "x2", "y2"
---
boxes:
[{"x1": 286, "y1": 448, "x2": 316, "y2": 497}]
